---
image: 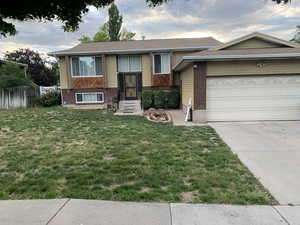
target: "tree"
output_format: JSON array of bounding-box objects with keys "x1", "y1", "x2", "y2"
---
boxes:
[
  {"x1": 5, "y1": 49, "x2": 59, "y2": 86},
  {"x1": 79, "y1": 4, "x2": 136, "y2": 43},
  {"x1": 108, "y1": 3, "x2": 123, "y2": 41},
  {"x1": 79, "y1": 23, "x2": 109, "y2": 43},
  {"x1": 0, "y1": 62, "x2": 31, "y2": 89},
  {"x1": 290, "y1": 25, "x2": 300, "y2": 44},
  {"x1": 1, "y1": 0, "x2": 167, "y2": 37},
  {"x1": 120, "y1": 28, "x2": 136, "y2": 41}
]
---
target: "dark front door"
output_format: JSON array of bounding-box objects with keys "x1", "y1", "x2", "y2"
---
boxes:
[
  {"x1": 118, "y1": 72, "x2": 142, "y2": 101},
  {"x1": 125, "y1": 74, "x2": 138, "y2": 100}
]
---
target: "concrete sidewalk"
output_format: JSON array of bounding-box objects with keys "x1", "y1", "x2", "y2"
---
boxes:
[{"x1": 1, "y1": 199, "x2": 300, "y2": 225}]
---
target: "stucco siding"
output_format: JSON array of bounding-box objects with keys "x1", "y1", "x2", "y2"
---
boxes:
[
  {"x1": 142, "y1": 54, "x2": 152, "y2": 86},
  {"x1": 207, "y1": 59, "x2": 300, "y2": 76},
  {"x1": 180, "y1": 65, "x2": 194, "y2": 108},
  {"x1": 106, "y1": 55, "x2": 118, "y2": 88},
  {"x1": 225, "y1": 38, "x2": 284, "y2": 50}
]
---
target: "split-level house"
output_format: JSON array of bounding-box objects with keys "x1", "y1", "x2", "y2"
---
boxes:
[
  {"x1": 48, "y1": 37, "x2": 221, "y2": 111},
  {"x1": 50, "y1": 32, "x2": 300, "y2": 122}
]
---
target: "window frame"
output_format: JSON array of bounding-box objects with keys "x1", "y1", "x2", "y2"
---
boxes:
[
  {"x1": 71, "y1": 56, "x2": 103, "y2": 78},
  {"x1": 153, "y1": 53, "x2": 171, "y2": 75},
  {"x1": 75, "y1": 92, "x2": 104, "y2": 104},
  {"x1": 117, "y1": 55, "x2": 142, "y2": 73}
]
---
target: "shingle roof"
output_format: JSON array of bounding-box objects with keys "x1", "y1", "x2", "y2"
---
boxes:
[
  {"x1": 49, "y1": 37, "x2": 222, "y2": 56},
  {"x1": 189, "y1": 47, "x2": 300, "y2": 57}
]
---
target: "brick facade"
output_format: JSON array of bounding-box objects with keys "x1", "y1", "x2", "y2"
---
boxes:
[{"x1": 61, "y1": 88, "x2": 118, "y2": 105}]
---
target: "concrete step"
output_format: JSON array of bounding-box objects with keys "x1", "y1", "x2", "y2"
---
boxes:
[{"x1": 118, "y1": 100, "x2": 142, "y2": 114}]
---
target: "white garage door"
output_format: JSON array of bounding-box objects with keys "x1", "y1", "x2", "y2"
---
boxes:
[{"x1": 206, "y1": 75, "x2": 300, "y2": 121}]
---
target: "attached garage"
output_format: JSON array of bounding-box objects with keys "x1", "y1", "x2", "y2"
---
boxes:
[
  {"x1": 175, "y1": 32, "x2": 300, "y2": 122},
  {"x1": 206, "y1": 75, "x2": 300, "y2": 121}
]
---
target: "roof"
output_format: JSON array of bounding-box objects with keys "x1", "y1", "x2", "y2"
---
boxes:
[
  {"x1": 48, "y1": 37, "x2": 222, "y2": 56},
  {"x1": 213, "y1": 32, "x2": 299, "y2": 50},
  {"x1": 0, "y1": 59, "x2": 28, "y2": 68},
  {"x1": 174, "y1": 33, "x2": 300, "y2": 71}
]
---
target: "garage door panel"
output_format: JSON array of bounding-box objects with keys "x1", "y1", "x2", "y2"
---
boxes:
[
  {"x1": 207, "y1": 110, "x2": 300, "y2": 121},
  {"x1": 207, "y1": 75, "x2": 300, "y2": 121},
  {"x1": 207, "y1": 97, "x2": 300, "y2": 108},
  {"x1": 207, "y1": 87, "x2": 300, "y2": 98}
]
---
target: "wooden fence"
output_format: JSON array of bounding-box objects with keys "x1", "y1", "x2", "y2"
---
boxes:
[{"x1": 0, "y1": 86, "x2": 40, "y2": 109}]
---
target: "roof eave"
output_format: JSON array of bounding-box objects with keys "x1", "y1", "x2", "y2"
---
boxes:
[
  {"x1": 213, "y1": 32, "x2": 300, "y2": 51},
  {"x1": 173, "y1": 53, "x2": 300, "y2": 71}
]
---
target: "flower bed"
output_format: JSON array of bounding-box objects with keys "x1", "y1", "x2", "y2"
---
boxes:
[{"x1": 144, "y1": 108, "x2": 172, "y2": 124}]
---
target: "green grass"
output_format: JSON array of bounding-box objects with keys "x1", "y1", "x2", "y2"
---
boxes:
[{"x1": 0, "y1": 107, "x2": 276, "y2": 204}]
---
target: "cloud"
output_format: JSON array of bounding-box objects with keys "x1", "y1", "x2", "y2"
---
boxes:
[{"x1": 1, "y1": 0, "x2": 300, "y2": 57}]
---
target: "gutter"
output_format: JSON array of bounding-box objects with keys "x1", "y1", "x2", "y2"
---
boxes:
[
  {"x1": 48, "y1": 46, "x2": 217, "y2": 56},
  {"x1": 183, "y1": 52, "x2": 300, "y2": 60}
]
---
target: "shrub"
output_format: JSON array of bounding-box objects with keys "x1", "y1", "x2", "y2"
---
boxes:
[
  {"x1": 142, "y1": 89, "x2": 180, "y2": 109},
  {"x1": 153, "y1": 91, "x2": 165, "y2": 108},
  {"x1": 35, "y1": 91, "x2": 61, "y2": 107},
  {"x1": 142, "y1": 91, "x2": 154, "y2": 109},
  {"x1": 165, "y1": 90, "x2": 180, "y2": 109}
]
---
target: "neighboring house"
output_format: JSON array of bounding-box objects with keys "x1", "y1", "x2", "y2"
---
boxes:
[
  {"x1": 0, "y1": 59, "x2": 38, "y2": 109},
  {"x1": 174, "y1": 32, "x2": 300, "y2": 122},
  {"x1": 48, "y1": 38, "x2": 221, "y2": 111}
]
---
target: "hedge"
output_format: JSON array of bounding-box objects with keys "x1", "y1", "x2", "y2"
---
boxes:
[
  {"x1": 142, "y1": 90, "x2": 154, "y2": 109},
  {"x1": 142, "y1": 90, "x2": 180, "y2": 109}
]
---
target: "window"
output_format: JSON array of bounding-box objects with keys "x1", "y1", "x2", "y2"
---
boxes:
[
  {"x1": 118, "y1": 56, "x2": 141, "y2": 72},
  {"x1": 71, "y1": 56, "x2": 102, "y2": 77},
  {"x1": 75, "y1": 92, "x2": 104, "y2": 103},
  {"x1": 153, "y1": 53, "x2": 170, "y2": 74}
]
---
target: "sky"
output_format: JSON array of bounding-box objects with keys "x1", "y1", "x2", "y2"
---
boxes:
[{"x1": 1, "y1": 0, "x2": 300, "y2": 58}]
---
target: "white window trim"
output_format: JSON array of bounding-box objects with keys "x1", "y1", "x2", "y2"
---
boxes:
[
  {"x1": 153, "y1": 53, "x2": 171, "y2": 75},
  {"x1": 75, "y1": 92, "x2": 104, "y2": 104},
  {"x1": 71, "y1": 56, "x2": 103, "y2": 78},
  {"x1": 117, "y1": 55, "x2": 142, "y2": 72}
]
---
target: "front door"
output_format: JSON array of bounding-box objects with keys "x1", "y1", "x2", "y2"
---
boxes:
[
  {"x1": 118, "y1": 72, "x2": 142, "y2": 101},
  {"x1": 125, "y1": 74, "x2": 138, "y2": 100}
]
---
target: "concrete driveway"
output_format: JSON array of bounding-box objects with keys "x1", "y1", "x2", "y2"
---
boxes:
[{"x1": 210, "y1": 121, "x2": 300, "y2": 205}]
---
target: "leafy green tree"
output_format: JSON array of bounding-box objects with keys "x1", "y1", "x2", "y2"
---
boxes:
[
  {"x1": 5, "y1": 49, "x2": 59, "y2": 86},
  {"x1": 0, "y1": 62, "x2": 31, "y2": 89},
  {"x1": 79, "y1": 23, "x2": 109, "y2": 43},
  {"x1": 79, "y1": 35, "x2": 93, "y2": 43},
  {"x1": 79, "y1": 4, "x2": 135, "y2": 43},
  {"x1": 1, "y1": 0, "x2": 167, "y2": 37},
  {"x1": 108, "y1": 3, "x2": 123, "y2": 41},
  {"x1": 120, "y1": 28, "x2": 136, "y2": 41}
]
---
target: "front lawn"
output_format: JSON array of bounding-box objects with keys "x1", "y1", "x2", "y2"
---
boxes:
[{"x1": 0, "y1": 107, "x2": 275, "y2": 204}]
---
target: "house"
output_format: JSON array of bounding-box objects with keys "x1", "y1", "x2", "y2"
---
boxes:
[
  {"x1": 49, "y1": 32, "x2": 300, "y2": 122},
  {"x1": 0, "y1": 59, "x2": 39, "y2": 109},
  {"x1": 174, "y1": 32, "x2": 300, "y2": 122},
  {"x1": 48, "y1": 37, "x2": 221, "y2": 111}
]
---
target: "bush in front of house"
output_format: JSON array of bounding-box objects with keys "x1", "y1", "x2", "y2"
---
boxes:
[
  {"x1": 153, "y1": 91, "x2": 165, "y2": 108},
  {"x1": 165, "y1": 90, "x2": 180, "y2": 109},
  {"x1": 142, "y1": 90, "x2": 180, "y2": 109},
  {"x1": 35, "y1": 91, "x2": 61, "y2": 107},
  {"x1": 142, "y1": 90, "x2": 154, "y2": 109}
]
